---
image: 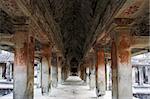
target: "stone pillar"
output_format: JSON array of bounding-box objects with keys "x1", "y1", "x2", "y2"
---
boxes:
[
  {"x1": 83, "y1": 67, "x2": 86, "y2": 83},
  {"x1": 95, "y1": 47, "x2": 106, "y2": 97},
  {"x1": 106, "y1": 62, "x2": 111, "y2": 90},
  {"x1": 58, "y1": 57, "x2": 62, "y2": 84},
  {"x1": 80, "y1": 66, "x2": 83, "y2": 80},
  {"x1": 61, "y1": 65, "x2": 65, "y2": 83},
  {"x1": 64, "y1": 64, "x2": 69, "y2": 80},
  {"x1": 138, "y1": 66, "x2": 144, "y2": 85},
  {"x1": 132, "y1": 67, "x2": 136, "y2": 84},
  {"x1": 51, "y1": 53, "x2": 58, "y2": 88},
  {"x1": 14, "y1": 23, "x2": 35, "y2": 99},
  {"x1": 89, "y1": 56, "x2": 96, "y2": 90},
  {"x1": 148, "y1": 67, "x2": 150, "y2": 84},
  {"x1": 86, "y1": 67, "x2": 90, "y2": 84},
  {"x1": 105, "y1": 59, "x2": 109, "y2": 91},
  {"x1": 111, "y1": 40, "x2": 118, "y2": 99},
  {"x1": 83, "y1": 66, "x2": 87, "y2": 84},
  {"x1": 111, "y1": 26, "x2": 132, "y2": 99},
  {"x1": 0, "y1": 65, "x2": 2, "y2": 79},
  {"x1": 41, "y1": 45, "x2": 51, "y2": 95},
  {"x1": 135, "y1": 67, "x2": 139, "y2": 83},
  {"x1": 37, "y1": 62, "x2": 41, "y2": 88},
  {"x1": 9, "y1": 63, "x2": 13, "y2": 80},
  {"x1": 80, "y1": 65, "x2": 86, "y2": 82},
  {"x1": 6, "y1": 62, "x2": 11, "y2": 81}
]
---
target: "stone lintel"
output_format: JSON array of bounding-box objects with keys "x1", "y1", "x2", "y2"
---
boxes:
[{"x1": 131, "y1": 36, "x2": 150, "y2": 48}]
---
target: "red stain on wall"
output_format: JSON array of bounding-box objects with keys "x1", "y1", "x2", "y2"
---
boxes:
[
  {"x1": 97, "y1": 49, "x2": 105, "y2": 66},
  {"x1": 118, "y1": 34, "x2": 130, "y2": 64},
  {"x1": 15, "y1": 42, "x2": 27, "y2": 67}
]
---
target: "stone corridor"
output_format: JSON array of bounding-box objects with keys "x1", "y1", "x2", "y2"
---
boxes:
[{"x1": 0, "y1": 0, "x2": 149, "y2": 99}]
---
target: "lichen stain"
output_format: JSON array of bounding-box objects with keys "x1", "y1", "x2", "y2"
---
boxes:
[{"x1": 118, "y1": 34, "x2": 130, "y2": 64}]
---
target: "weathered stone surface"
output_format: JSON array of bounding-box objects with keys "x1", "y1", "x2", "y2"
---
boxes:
[
  {"x1": 41, "y1": 45, "x2": 51, "y2": 95},
  {"x1": 51, "y1": 53, "x2": 58, "y2": 88},
  {"x1": 111, "y1": 40, "x2": 118, "y2": 99},
  {"x1": 111, "y1": 28, "x2": 132, "y2": 99},
  {"x1": 14, "y1": 30, "x2": 35, "y2": 99},
  {"x1": 95, "y1": 48, "x2": 106, "y2": 97},
  {"x1": 0, "y1": 0, "x2": 149, "y2": 98}
]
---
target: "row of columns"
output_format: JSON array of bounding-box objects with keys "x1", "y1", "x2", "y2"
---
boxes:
[
  {"x1": 133, "y1": 66, "x2": 150, "y2": 85},
  {"x1": 5, "y1": 62, "x2": 13, "y2": 81},
  {"x1": 41, "y1": 46, "x2": 51, "y2": 95},
  {"x1": 13, "y1": 26, "x2": 70, "y2": 99},
  {"x1": 80, "y1": 27, "x2": 133, "y2": 99},
  {"x1": 61, "y1": 62, "x2": 69, "y2": 83}
]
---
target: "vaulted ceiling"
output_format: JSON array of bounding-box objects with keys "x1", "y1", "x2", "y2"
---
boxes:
[{"x1": 48, "y1": 0, "x2": 110, "y2": 63}]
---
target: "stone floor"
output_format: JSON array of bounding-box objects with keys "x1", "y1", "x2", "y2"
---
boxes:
[
  {"x1": 34, "y1": 76, "x2": 112, "y2": 99},
  {"x1": 0, "y1": 76, "x2": 139, "y2": 99}
]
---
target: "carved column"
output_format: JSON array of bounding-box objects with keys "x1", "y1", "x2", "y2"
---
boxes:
[
  {"x1": 138, "y1": 66, "x2": 144, "y2": 85},
  {"x1": 148, "y1": 67, "x2": 150, "y2": 84},
  {"x1": 14, "y1": 17, "x2": 35, "y2": 99},
  {"x1": 41, "y1": 45, "x2": 51, "y2": 95},
  {"x1": 83, "y1": 66, "x2": 86, "y2": 83},
  {"x1": 106, "y1": 61, "x2": 111, "y2": 90},
  {"x1": 80, "y1": 66, "x2": 83, "y2": 80},
  {"x1": 58, "y1": 56, "x2": 62, "y2": 84},
  {"x1": 132, "y1": 66, "x2": 136, "y2": 84},
  {"x1": 89, "y1": 54, "x2": 96, "y2": 90},
  {"x1": 0, "y1": 65, "x2": 2, "y2": 79},
  {"x1": 36, "y1": 61, "x2": 42, "y2": 88},
  {"x1": 80, "y1": 65, "x2": 86, "y2": 82},
  {"x1": 111, "y1": 39, "x2": 118, "y2": 99},
  {"x1": 6, "y1": 62, "x2": 11, "y2": 81},
  {"x1": 51, "y1": 52, "x2": 58, "y2": 88},
  {"x1": 86, "y1": 67, "x2": 90, "y2": 84},
  {"x1": 9, "y1": 62, "x2": 13, "y2": 80},
  {"x1": 95, "y1": 46, "x2": 106, "y2": 97},
  {"x1": 111, "y1": 18, "x2": 133, "y2": 99},
  {"x1": 61, "y1": 62, "x2": 65, "y2": 83}
]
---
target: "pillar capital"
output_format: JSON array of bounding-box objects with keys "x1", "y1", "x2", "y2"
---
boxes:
[
  {"x1": 13, "y1": 16, "x2": 30, "y2": 32},
  {"x1": 114, "y1": 18, "x2": 134, "y2": 27},
  {"x1": 110, "y1": 18, "x2": 133, "y2": 41}
]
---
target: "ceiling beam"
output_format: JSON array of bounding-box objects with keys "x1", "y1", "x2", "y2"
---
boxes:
[{"x1": 131, "y1": 36, "x2": 150, "y2": 48}]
